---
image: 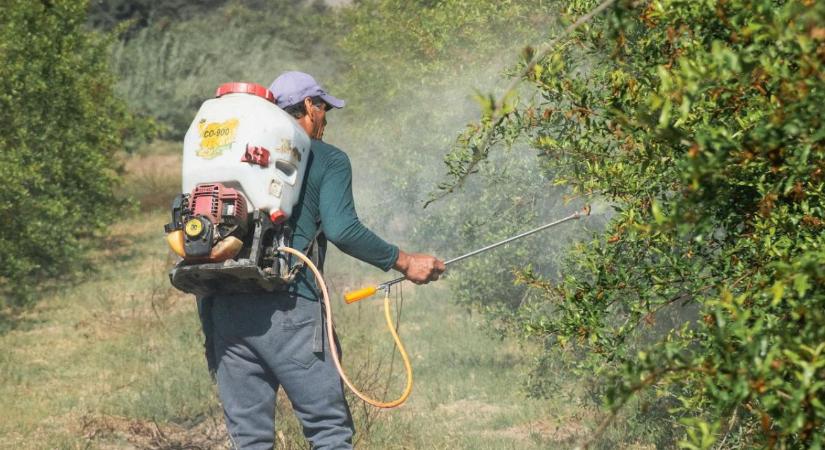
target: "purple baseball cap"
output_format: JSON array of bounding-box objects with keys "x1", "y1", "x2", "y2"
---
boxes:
[{"x1": 269, "y1": 71, "x2": 345, "y2": 110}]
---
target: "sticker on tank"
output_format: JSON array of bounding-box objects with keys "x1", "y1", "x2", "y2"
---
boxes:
[{"x1": 196, "y1": 118, "x2": 239, "y2": 159}]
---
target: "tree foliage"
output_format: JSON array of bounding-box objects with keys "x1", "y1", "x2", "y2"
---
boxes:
[
  {"x1": 0, "y1": 0, "x2": 151, "y2": 304},
  {"x1": 88, "y1": 0, "x2": 229, "y2": 33},
  {"x1": 108, "y1": 0, "x2": 330, "y2": 140},
  {"x1": 332, "y1": 0, "x2": 578, "y2": 236},
  {"x1": 439, "y1": 0, "x2": 824, "y2": 446}
]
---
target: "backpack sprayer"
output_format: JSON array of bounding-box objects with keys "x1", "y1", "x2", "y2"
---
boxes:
[
  {"x1": 164, "y1": 82, "x2": 589, "y2": 409},
  {"x1": 164, "y1": 82, "x2": 312, "y2": 297}
]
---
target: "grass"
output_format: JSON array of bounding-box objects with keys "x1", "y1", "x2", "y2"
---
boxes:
[
  {"x1": 0, "y1": 209, "x2": 216, "y2": 447},
  {"x1": 115, "y1": 140, "x2": 182, "y2": 212},
  {"x1": 325, "y1": 266, "x2": 579, "y2": 449},
  {"x1": 0, "y1": 149, "x2": 653, "y2": 449},
  {"x1": 0, "y1": 208, "x2": 588, "y2": 449}
]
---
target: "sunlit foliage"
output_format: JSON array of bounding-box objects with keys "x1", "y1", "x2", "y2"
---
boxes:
[
  {"x1": 440, "y1": 0, "x2": 825, "y2": 446},
  {"x1": 0, "y1": 0, "x2": 153, "y2": 304}
]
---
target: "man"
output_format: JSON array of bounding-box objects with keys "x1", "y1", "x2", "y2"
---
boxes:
[{"x1": 207, "y1": 71, "x2": 445, "y2": 449}]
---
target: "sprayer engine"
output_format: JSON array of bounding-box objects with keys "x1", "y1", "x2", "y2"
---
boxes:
[
  {"x1": 164, "y1": 183, "x2": 296, "y2": 297},
  {"x1": 164, "y1": 183, "x2": 249, "y2": 261}
]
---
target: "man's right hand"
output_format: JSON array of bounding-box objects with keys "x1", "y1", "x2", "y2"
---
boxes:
[{"x1": 393, "y1": 250, "x2": 446, "y2": 285}]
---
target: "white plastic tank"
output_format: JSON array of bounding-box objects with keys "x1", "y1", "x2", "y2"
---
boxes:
[{"x1": 182, "y1": 82, "x2": 310, "y2": 223}]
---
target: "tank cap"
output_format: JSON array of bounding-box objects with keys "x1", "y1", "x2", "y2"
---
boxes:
[{"x1": 215, "y1": 82, "x2": 275, "y2": 103}]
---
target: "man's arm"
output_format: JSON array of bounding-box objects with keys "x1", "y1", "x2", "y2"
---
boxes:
[{"x1": 318, "y1": 152, "x2": 444, "y2": 283}]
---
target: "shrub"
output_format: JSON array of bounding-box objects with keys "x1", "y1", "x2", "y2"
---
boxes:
[
  {"x1": 0, "y1": 0, "x2": 152, "y2": 305},
  {"x1": 438, "y1": 0, "x2": 825, "y2": 446}
]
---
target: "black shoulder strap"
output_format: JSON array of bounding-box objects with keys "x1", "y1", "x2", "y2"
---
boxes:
[
  {"x1": 305, "y1": 226, "x2": 325, "y2": 272},
  {"x1": 306, "y1": 224, "x2": 326, "y2": 353},
  {"x1": 286, "y1": 222, "x2": 324, "y2": 278}
]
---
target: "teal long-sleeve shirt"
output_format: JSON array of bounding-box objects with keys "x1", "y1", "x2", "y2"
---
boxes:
[{"x1": 286, "y1": 139, "x2": 399, "y2": 300}]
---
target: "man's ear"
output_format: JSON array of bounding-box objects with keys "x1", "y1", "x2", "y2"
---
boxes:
[
  {"x1": 303, "y1": 97, "x2": 315, "y2": 120},
  {"x1": 295, "y1": 97, "x2": 315, "y2": 136}
]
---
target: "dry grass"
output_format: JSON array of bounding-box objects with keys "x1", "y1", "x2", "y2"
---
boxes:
[
  {"x1": 0, "y1": 205, "x2": 635, "y2": 449},
  {"x1": 79, "y1": 414, "x2": 230, "y2": 450},
  {"x1": 117, "y1": 141, "x2": 182, "y2": 212},
  {"x1": 0, "y1": 140, "x2": 629, "y2": 448}
]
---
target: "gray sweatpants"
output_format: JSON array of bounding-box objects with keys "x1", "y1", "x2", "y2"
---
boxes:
[{"x1": 208, "y1": 292, "x2": 354, "y2": 449}]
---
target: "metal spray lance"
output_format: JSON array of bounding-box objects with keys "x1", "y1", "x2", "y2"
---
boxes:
[{"x1": 343, "y1": 205, "x2": 591, "y2": 303}]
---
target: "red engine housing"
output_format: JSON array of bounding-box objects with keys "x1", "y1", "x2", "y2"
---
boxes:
[{"x1": 190, "y1": 183, "x2": 248, "y2": 229}]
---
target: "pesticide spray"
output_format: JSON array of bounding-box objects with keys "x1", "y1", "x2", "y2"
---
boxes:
[
  {"x1": 323, "y1": 206, "x2": 590, "y2": 408},
  {"x1": 322, "y1": 206, "x2": 590, "y2": 408}
]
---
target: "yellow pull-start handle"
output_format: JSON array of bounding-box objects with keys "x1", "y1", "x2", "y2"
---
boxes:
[
  {"x1": 166, "y1": 230, "x2": 186, "y2": 257},
  {"x1": 344, "y1": 286, "x2": 379, "y2": 304}
]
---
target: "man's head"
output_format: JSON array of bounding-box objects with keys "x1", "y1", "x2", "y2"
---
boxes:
[{"x1": 269, "y1": 71, "x2": 345, "y2": 140}]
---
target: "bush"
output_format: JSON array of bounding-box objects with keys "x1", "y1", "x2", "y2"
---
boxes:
[
  {"x1": 87, "y1": 0, "x2": 229, "y2": 33},
  {"x1": 439, "y1": 0, "x2": 825, "y2": 446},
  {"x1": 0, "y1": 0, "x2": 151, "y2": 305}
]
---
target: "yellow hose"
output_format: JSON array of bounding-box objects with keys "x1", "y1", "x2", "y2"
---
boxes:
[{"x1": 278, "y1": 246, "x2": 414, "y2": 409}]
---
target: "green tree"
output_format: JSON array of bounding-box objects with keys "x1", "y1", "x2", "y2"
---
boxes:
[
  {"x1": 109, "y1": 0, "x2": 329, "y2": 140},
  {"x1": 438, "y1": 0, "x2": 825, "y2": 447},
  {"x1": 0, "y1": 0, "x2": 150, "y2": 305}
]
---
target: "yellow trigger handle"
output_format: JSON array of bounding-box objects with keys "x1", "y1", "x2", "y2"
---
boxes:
[{"x1": 344, "y1": 286, "x2": 379, "y2": 304}]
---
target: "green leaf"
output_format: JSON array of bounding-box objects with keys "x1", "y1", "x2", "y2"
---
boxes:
[
  {"x1": 793, "y1": 274, "x2": 810, "y2": 298},
  {"x1": 651, "y1": 200, "x2": 665, "y2": 225},
  {"x1": 772, "y1": 281, "x2": 785, "y2": 305}
]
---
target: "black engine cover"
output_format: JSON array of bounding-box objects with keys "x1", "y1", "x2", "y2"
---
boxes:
[{"x1": 183, "y1": 216, "x2": 214, "y2": 257}]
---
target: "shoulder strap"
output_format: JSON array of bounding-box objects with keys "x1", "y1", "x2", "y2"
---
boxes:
[
  {"x1": 304, "y1": 226, "x2": 325, "y2": 272},
  {"x1": 286, "y1": 223, "x2": 324, "y2": 279}
]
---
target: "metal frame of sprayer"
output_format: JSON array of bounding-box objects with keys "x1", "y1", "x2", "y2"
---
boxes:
[{"x1": 165, "y1": 189, "x2": 298, "y2": 298}]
